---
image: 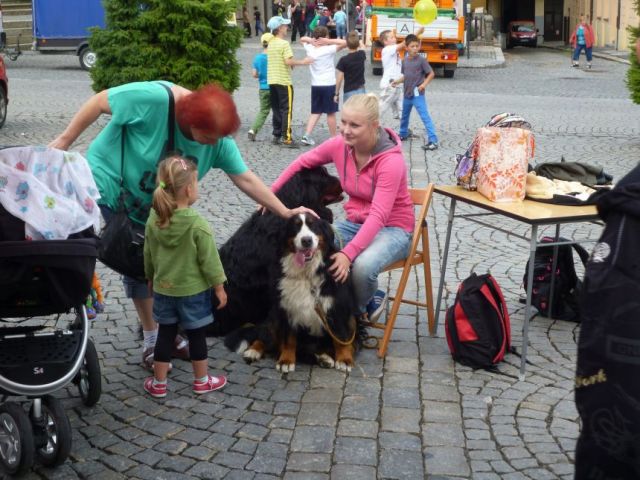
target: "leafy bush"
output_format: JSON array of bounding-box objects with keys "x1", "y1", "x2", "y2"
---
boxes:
[{"x1": 89, "y1": 0, "x2": 243, "y2": 92}]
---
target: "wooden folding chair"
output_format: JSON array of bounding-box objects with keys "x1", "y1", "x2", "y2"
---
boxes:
[{"x1": 367, "y1": 184, "x2": 435, "y2": 357}]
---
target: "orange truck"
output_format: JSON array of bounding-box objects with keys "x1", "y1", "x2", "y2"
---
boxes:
[{"x1": 365, "y1": 0, "x2": 464, "y2": 78}]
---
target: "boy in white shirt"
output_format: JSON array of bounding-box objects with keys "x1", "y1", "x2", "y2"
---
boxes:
[
  {"x1": 299, "y1": 26, "x2": 347, "y2": 146},
  {"x1": 378, "y1": 27, "x2": 424, "y2": 119}
]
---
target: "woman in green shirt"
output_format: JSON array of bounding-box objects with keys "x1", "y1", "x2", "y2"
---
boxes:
[{"x1": 50, "y1": 81, "x2": 315, "y2": 370}]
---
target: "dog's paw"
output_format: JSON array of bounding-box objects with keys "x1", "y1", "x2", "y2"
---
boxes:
[
  {"x1": 335, "y1": 360, "x2": 352, "y2": 373},
  {"x1": 315, "y1": 353, "x2": 335, "y2": 369},
  {"x1": 276, "y1": 362, "x2": 296, "y2": 373},
  {"x1": 236, "y1": 340, "x2": 249, "y2": 354},
  {"x1": 243, "y1": 348, "x2": 262, "y2": 363}
]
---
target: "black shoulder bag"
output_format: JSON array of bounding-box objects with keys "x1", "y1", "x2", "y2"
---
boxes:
[{"x1": 98, "y1": 83, "x2": 175, "y2": 281}]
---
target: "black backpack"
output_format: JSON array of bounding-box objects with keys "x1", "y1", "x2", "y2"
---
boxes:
[
  {"x1": 445, "y1": 273, "x2": 511, "y2": 370},
  {"x1": 522, "y1": 237, "x2": 590, "y2": 321},
  {"x1": 575, "y1": 164, "x2": 640, "y2": 479}
]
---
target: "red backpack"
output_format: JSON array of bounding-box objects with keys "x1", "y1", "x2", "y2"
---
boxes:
[{"x1": 445, "y1": 273, "x2": 512, "y2": 369}]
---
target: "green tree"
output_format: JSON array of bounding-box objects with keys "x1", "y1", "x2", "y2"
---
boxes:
[
  {"x1": 628, "y1": 0, "x2": 640, "y2": 104},
  {"x1": 89, "y1": 0, "x2": 243, "y2": 93}
]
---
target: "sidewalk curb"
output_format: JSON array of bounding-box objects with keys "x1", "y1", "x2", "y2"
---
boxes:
[
  {"x1": 540, "y1": 44, "x2": 631, "y2": 65},
  {"x1": 458, "y1": 47, "x2": 505, "y2": 69}
]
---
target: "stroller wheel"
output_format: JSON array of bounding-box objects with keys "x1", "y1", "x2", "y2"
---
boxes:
[
  {"x1": 0, "y1": 402, "x2": 35, "y2": 475},
  {"x1": 78, "y1": 339, "x2": 102, "y2": 407},
  {"x1": 31, "y1": 396, "x2": 71, "y2": 467}
]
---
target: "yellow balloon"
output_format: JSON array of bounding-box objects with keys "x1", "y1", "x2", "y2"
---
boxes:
[{"x1": 413, "y1": 0, "x2": 437, "y2": 26}]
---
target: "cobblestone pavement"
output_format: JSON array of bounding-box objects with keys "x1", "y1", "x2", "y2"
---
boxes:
[{"x1": 2, "y1": 44, "x2": 640, "y2": 479}]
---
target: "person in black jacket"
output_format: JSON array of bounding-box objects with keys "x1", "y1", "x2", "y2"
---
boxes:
[
  {"x1": 574, "y1": 162, "x2": 640, "y2": 480},
  {"x1": 290, "y1": 0, "x2": 305, "y2": 41}
]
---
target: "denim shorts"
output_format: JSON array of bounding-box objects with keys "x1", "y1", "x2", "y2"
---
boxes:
[
  {"x1": 152, "y1": 290, "x2": 214, "y2": 330},
  {"x1": 99, "y1": 204, "x2": 152, "y2": 300}
]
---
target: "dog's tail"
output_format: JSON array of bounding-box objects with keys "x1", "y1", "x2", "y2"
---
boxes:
[{"x1": 223, "y1": 324, "x2": 261, "y2": 353}]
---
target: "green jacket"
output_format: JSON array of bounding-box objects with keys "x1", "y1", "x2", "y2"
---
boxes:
[
  {"x1": 143, "y1": 208, "x2": 226, "y2": 296},
  {"x1": 309, "y1": 13, "x2": 320, "y2": 31}
]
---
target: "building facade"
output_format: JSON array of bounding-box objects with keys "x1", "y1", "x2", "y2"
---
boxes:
[{"x1": 465, "y1": 0, "x2": 639, "y2": 50}]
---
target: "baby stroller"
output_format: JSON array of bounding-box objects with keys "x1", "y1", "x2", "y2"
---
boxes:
[{"x1": 0, "y1": 147, "x2": 102, "y2": 475}]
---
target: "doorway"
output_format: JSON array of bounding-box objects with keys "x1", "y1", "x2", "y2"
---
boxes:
[
  {"x1": 500, "y1": 0, "x2": 535, "y2": 33},
  {"x1": 544, "y1": 0, "x2": 564, "y2": 41}
]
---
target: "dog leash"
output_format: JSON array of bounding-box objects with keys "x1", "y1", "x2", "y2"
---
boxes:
[{"x1": 314, "y1": 302, "x2": 356, "y2": 346}]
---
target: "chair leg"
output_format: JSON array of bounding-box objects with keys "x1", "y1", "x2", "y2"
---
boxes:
[
  {"x1": 378, "y1": 266, "x2": 412, "y2": 357},
  {"x1": 422, "y1": 227, "x2": 435, "y2": 335}
]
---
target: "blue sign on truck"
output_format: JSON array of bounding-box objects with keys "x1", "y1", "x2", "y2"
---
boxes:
[{"x1": 32, "y1": 0, "x2": 105, "y2": 70}]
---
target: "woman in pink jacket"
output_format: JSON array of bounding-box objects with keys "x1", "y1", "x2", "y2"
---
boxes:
[
  {"x1": 570, "y1": 15, "x2": 595, "y2": 69},
  {"x1": 271, "y1": 93, "x2": 414, "y2": 322}
]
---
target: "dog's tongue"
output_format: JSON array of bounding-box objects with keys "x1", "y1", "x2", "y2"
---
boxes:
[
  {"x1": 294, "y1": 248, "x2": 315, "y2": 267},
  {"x1": 294, "y1": 251, "x2": 307, "y2": 267}
]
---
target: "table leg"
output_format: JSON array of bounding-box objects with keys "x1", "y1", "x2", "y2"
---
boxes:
[
  {"x1": 520, "y1": 224, "x2": 538, "y2": 380},
  {"x1": 433, "y1": 198, "x2": 457, "y2": 336},
  {"x1": 547, "y1": 224, "x2": 561, "y2": 320}
]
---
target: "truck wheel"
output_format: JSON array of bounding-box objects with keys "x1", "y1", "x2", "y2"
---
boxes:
[
  {"x1": 443, "y1": 69, "x2": 455, "y2": 78},
  {"x1": 372, "y1": 67, "x2": 383, "y2": 76},
  {"x1": 79, "y1": 47, "x2": 97, "y2": 70}
]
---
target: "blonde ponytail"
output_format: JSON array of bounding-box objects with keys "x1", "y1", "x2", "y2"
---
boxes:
[{"x1": 152, "y1": 155, "x2": 197, "y2": 228}]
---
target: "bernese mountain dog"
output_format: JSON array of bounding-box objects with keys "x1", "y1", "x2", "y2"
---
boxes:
[
  {"x1": 224, "y1": 213, "x2": 361, "y2": 372},
  {"x1": 208, "y1": 167, "x2": 343, "y2": 337}
]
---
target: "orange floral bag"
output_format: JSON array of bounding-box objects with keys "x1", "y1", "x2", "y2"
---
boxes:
[{"x1": 475, "y1": 127, "x2": 535, "y2": 202}]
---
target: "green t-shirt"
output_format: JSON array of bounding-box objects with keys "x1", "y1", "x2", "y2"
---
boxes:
[{"x1": 88, "y1": 81, "x2": 248, "y2": 223}]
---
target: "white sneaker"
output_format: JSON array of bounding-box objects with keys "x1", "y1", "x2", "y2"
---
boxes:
[
  {"x1": 301, "y1": 135, "x2": 315, "y2": 146},
  {"x1": 248, "y1": 130, "x2": 256, "y2": 141}
]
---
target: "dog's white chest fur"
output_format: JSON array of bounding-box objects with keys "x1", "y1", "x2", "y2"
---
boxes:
[{"x1": 279, "y1": 254, "x2": 334, "y2": 337}]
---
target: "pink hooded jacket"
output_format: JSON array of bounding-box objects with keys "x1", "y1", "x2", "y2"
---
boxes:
[{"x1": 271, "y1": 128, "x2": 414, "y2": 261}]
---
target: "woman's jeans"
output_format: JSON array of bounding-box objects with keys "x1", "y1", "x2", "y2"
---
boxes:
[
  {"x1": 572, "y1": 44, "x2": 593, "y2": 62},
  {"x1": 334, "y1": 220, "x2": 411, "y2": 314},
  {"x1": 336, "y1": 23, "x2": 347, "y2": 39},
  {"x1": 399, "y1": 93, "x2": 438, "y2": 144}
]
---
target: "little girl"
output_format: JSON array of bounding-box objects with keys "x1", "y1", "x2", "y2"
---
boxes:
[{"x1": 143, "y1": 156, "x2": 228, "y2": 398}]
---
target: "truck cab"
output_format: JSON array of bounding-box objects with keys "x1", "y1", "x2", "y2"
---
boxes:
[{"x1": 366, "y1": 0, "x2": 464, "y2": 78}]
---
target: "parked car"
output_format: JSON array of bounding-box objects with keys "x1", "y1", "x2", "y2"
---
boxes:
[
  {"x1": 506, "y1": 20, "x2": 538, "y2": 49},
  {"x1": 0, "y1": 55, "x2": 7, "y2": 128}
]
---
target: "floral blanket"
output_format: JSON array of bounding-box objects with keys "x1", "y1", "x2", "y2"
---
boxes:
[{"x1": 0, "y1": 146, "x2": 101, "y2": 239}]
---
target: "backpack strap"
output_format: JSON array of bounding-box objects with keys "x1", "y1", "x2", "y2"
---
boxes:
[
  {"x1": 158, "y1": 82, "x2": 175, "y2": 152},
  {"x1": 571, "y1": 243, "x2": 590, "y2": 267},
  {"x1": 482, "y1": 275, "x2": 512, "y2": 355}
]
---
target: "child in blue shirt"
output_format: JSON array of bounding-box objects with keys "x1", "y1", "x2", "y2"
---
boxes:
[{"x1": 248, "y1": 33, "x2": 274, "y2": 141}]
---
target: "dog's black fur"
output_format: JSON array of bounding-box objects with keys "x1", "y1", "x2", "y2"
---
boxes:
[
  {"x1": 224, "y1": 213, "x2": 363, "y2": 371},
  {"x1": 207, "y1": 167, "x2": 343, "y2": 337}
]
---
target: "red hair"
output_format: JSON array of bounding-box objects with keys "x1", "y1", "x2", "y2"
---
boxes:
[{"x1": 176, "y1": 84, "x2": 240, "y2": 137}]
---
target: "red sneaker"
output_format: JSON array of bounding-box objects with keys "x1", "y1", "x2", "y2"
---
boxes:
[
  {"x1": 144, "y1": 377, "x2": 167, "y2": 398},
  {"x1": 193, "y1": 374, "x2": 227, "y2": 395}
]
